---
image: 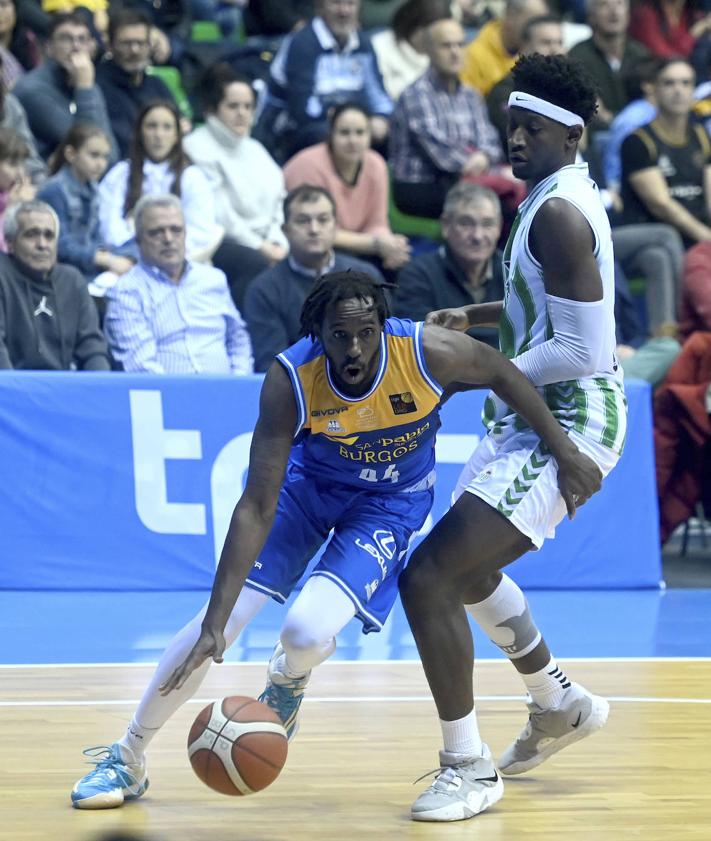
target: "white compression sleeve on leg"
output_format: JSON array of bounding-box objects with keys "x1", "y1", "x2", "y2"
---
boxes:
[
  {"x1": 130, "y1": 587, "x2": 269, "y2": 737},
  {"x1": 279, "y1": 575, "x2": 358, "y2": 675},
  {"x1": 512, "y1": 294, "x2": 605, "y2": 386}
]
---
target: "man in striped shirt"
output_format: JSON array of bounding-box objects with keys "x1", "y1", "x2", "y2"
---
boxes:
[
  {"x1": 401, "y1": 54, "x2": 627, "y2": 822},
  {"x1": 104, "y1": 195, "x2": 253, "y2": 375}
]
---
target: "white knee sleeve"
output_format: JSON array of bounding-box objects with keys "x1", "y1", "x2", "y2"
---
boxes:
[
  {"x1": 280, "y1": 576, "x2": 357, "y2": 674},
  {"x1": 465, "y1": 574, "x2": 541, "y2": 660}
]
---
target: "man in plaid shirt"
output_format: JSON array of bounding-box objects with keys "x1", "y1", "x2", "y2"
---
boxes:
[{"x1": 390, "y1": 18, "x2": 523, "y2": 221}]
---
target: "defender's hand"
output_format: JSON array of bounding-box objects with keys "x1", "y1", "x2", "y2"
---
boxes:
[
  {"x1": 425, "y1": 307, "x2": 470, "y2": 331},
  {"x1": 159, "y1": 627, "x2": 226, "y2": 695},
  {"x1": 556, "y1": 448, "x2": 603, "y2": 519}
]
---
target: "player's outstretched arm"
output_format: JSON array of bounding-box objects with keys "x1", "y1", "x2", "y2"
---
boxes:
[
  {"x1": 423, "y1": 325, "x2": 602, "y2": 515},
  {"x1": 160, "y1": 362, "x2": 297, "y2": 694},
  {"x1": 425, "y1": 301, "x2": 503, "y2": 331}
]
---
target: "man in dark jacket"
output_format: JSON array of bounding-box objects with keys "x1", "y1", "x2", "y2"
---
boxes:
[
  {"x1": 243, "y1": 185, "x2": 384, "y2": 372},
  {"x1": 96, "y1": 8, "x2": 176, "y2": 158},
  {"x1": 0, "y1": 200, "x2": 111, "y2": 370},
  {"x1": 393, "y1": 182, "x2": 504, "y2": 348}
]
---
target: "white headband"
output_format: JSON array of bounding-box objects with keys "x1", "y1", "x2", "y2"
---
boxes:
[{"x1": 508, "y1": 91, "x2": 584, "y2": 128}]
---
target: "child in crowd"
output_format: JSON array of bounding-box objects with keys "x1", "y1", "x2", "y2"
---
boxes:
[
  {"x1": 38, "y1": 123, "x2": 134, "y2": 296},
  {"x1": 0, "y1": 125, "x2": 31, "y2": 252}
]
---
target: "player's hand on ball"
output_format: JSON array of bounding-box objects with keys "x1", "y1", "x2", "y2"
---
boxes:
[
  {"x1": 556, "y1": 448, "x2": 603, "y2": 519},
  {"x1": 159, "y1": 627, "x2": 226, "y2": 695},
  {"x1": 425, "y1": 307, "x2": 470, "y2": 331}
]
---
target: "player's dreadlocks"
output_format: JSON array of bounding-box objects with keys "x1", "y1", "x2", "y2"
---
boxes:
[
  {"x1": 512, "y1": 54, "x2": 599, "y2": 126},
  {"x1": 300, "y1": 271, "x2": 390, "y2": 340}
]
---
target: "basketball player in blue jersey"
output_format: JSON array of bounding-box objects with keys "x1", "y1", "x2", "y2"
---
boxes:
[
  {"x1": 70, "y1": 269, "x2": 602, "y2": 810},
  {"x1": 400, "y1": 53, "x2": 629, "y2": 822}
]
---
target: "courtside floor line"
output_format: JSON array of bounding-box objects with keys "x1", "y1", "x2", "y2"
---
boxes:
[
  {"x1": 2, "y1": 656, "x2": 711, "y2": 669},
  {"x1": 2, "y1": 695, "x2": 711, "y2": 707}
]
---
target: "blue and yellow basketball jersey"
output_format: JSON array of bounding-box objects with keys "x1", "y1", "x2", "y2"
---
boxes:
[{"x1": 277, "y1": 319, "x2": 443, "y2": 492}]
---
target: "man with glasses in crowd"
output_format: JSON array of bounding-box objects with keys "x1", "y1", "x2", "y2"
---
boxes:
[{"x1": 14, "y1": 11, "x2": 116, "y2": 159}]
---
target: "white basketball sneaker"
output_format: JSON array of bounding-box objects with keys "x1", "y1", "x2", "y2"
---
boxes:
[
  {"x1": 411, "y1": 743, "x2": 504, "y2": 822},
  {"x1": 498, "y1": 683, "x2": 610, "y2": 776}
]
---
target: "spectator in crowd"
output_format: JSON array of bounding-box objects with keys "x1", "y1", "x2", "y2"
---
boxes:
[
  {"x1": 568, "y1": 0, "x2": 649, "y2": 130},
  {"x1": 0, "y1": 199, "x2": 111, "y2": 369},
  {"x1": 602, "y1": 55, "x2": 659, "y2": 192},
  {"x1": 390, "y1": 18, "x2": 518, "y2": 221},
  {"x1": 630, "y1": 0, "x2": 709, "y2": 60},
  {"x1": 460, "y1": 0, "x2": 549, "y2": 95},
  {"x1": 611, "y1": 221, "x2": 684, "y2": 337},
  {"x1": 243, "y1": 0, "x2": 313, "y2": 37},
  {"x1": 654, "y1": 329, "x2": 711, "y2": 544},
  {"x1": 104, "y1": 194, "x2": 253, "y2": 374},
  {"x1": 284, "y1": 102, "x2": 410, "y2": 271},
  {"x1": 99, "y1": 99, "x2": 266, "y2": 312},
  {"x1": 613, "y1": 261, "x2": 680, "y2": 384},
  {"x1": 123, "y1": 0, "x2": 192, "y2": 67},
  {"x1": 243, "y1": 184, "x2": 383, "y2": 371},
  {"x1": 620, "y1": 57, "x2": 711, "y2": 248},
  {"x1": 38, "y1": 123, "x2": 134, "y2": 295},
  {"x1": 99, "y1": 101, "x2": 224, "y2": 268},
  {"x1": 371, "y1": 0, "x2": 452, "y2": 101},
  {"x1": 679, "y1": 241, "x2": 711, "y2": 339},
  {"x1": 14, "y1": 12, "x2": 116, "y2": 159},
  {"x1": 0, "y1": 0, "x2": 41, "y2": 76},
  {"x1": 487, "y1": 13, "x2": 564, "y2": 148},
  {"x1": 0, "y1": 74, "x2": 45, "y2": 183},
  {"x1": 183, "y1": 64, "x2": 286, "y2": 304},
  {"x1": 96, "y1": 8, "x2": 176, "y2": 159},
  {"x1": 393, "y1": 182, "x2": 504, "y2": 348},
  {"x1": 260, "y1": 0, "x2": 392, "y2": 159},
  {"x1": 0, "y1": 126, "x2": 30, "y2": 251}
]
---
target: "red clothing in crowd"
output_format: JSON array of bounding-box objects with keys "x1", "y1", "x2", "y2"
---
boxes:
[
  {"x1": 654, "y1": 331, "x2": 711, "y2": 543},
  {"x1": 680, "y1": 242, "x2": 711, "y2": 340},
  {"x1": 629, "y1": 1, "x2": 702, "y2": 58}
]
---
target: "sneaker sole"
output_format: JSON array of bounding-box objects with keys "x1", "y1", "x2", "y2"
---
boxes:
[
  {"x1": 411, "y1": 776, "x2": 504, "y2": 822},
  {"x1": 500, "y1": 695, "x2": 610, "y2": 776},
  {"x1": 71, "y1": 778, "x2": 148, "y2": 810}
]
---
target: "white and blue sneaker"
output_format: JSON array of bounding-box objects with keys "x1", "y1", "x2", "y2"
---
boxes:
[
  {"x1": 257, "y1": 643, "x2": 310, "y2": 741},
  {"x1": 71, "y1": 743, "x2": 148, "y2": 809}
]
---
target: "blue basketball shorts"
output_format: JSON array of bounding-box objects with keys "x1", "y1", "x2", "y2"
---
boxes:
[{"x1": 244, "y1": 463, "x2": 434, "y2": 633}]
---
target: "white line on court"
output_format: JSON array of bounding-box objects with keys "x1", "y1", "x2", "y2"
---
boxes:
[
  {"x1": 1, "y1": 656, "x2": 710, "y2": 669},
  {"x1": 2, "y1": 695, "x2": 711, "y2": 707}
]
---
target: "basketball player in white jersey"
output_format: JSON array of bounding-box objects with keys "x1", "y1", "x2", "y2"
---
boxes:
[{"x1": 401, "y1": 53, "x2": 627, "y2": 822}]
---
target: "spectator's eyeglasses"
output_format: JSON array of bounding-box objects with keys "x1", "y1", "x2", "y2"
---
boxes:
[{"x1": 53, "y1": 32, "x2": 92, "y2": 47}]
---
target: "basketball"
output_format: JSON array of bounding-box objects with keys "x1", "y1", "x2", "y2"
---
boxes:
[{"x1": 187, "y1": 696, "x2": 288, "y2": 796}]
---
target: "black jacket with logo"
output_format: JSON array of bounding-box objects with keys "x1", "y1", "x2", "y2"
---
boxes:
[{"x1": 0, "y1": 253, "x2": 110, "y2": 370}]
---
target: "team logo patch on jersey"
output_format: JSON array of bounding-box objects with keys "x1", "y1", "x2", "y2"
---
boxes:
[
  {"x1": 327, "y1": 420, "x2": 344, "y2": 433},
  {"x1": 389, "y1": 392, "x2": 417, "y2": 415}
]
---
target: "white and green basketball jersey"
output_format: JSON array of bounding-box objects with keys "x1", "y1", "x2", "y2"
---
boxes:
[{"x1": 484, "y1": 163, "x2": 627, "y2": 454}]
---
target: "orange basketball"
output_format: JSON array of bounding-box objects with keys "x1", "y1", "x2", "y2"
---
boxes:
[{"x1": 187, "y1": 696, "x2": 288, "y2": 796}]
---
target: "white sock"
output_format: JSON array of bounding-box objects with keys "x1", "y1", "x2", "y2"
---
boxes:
[
  {"x1": 440, "y1": 709, "x2": 483, "y2": 758},
  {"x1": 118, "y1": 720, "x2": 155, "y2": 763},
  {"x1": 114, "y1": 588, "x2": 269, "y2": 760},
  {"x1": 521, "y1": 657, "x2": 576, "y2": 710}
]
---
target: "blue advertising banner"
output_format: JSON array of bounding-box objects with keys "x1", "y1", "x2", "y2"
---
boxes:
[{"x1": 0, "y1": 372, "x2": 661, "y2": 590}]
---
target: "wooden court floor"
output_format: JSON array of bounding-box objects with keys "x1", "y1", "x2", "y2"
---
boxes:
[{"x1": 2, "y1": 659, "x2": 710, "y2": 841}]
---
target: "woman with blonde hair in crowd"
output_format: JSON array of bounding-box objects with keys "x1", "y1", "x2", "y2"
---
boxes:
[{"x1": 284, "y1": 102, "x2": 411, "y2": 272}]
